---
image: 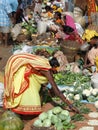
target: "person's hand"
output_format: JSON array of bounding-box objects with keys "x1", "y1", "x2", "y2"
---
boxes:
[
  {"x1": 83, "y1": 64, "x2": 88, "y2": 68},
  {"x1": 69, "y1": 104, "x2": 80, "y2": 113}
]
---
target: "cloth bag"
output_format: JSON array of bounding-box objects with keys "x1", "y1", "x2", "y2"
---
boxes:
[
  {"x1": 11, "y1": 23, "x2": 22, "y2": 41},
  {"x1": 37, "y1": 20, "x2": 47, "y2": 35}
]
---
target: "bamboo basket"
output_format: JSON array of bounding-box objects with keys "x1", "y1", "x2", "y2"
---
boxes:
[
  {"x1": 16, "y1": 34, "x2": 31, "y2": 42},
  {"x1": 87, "y1": 24, "x2": 98, "y2": 33},
  {"x1": 60, "y1": 40, "x2": 80, "y2": 62}
]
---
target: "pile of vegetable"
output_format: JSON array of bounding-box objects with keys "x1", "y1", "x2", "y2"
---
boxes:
[
  {"x1": 54, "y1": 71, "x2": 90, "y2": 86},
  {"x1": 32, "y1": 106, "x2": 75, "y2": 130},
  {"x1": 0, "y1": 110, "x2": 24, "y2": 130},
  {"x1": 21, "y1": 20, "x2": 37, "y2": 35},
  {"x1": 32, "y1": 45, "x2": 59, "y2": 56},
  {"x1": 54, "y1": 71, "x2": 98, "y2": 103}
]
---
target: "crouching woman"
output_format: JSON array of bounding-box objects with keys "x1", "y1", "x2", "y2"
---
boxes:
[{"x1": 3, "y1": 53, "x2": 79, "y2": 115}]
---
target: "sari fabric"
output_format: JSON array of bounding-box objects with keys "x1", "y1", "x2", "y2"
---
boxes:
[
  {"x1": 65, "y1": 14, "x2": 77, "y2": 32},
  {"x1": 95, "y1": 56, "x2": 98, "y2": 71},
  {"x1": 87, "y1": 0, "x2": 98, "y2": 23},
  {"x1": 87, "y1": 0, "x2": 97, "y2": 16},
  {"x1": 4, "y1": 53, "x2": 51, "y2": 115}
]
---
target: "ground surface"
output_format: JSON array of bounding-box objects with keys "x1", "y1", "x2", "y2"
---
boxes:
[{"x1": 0, "y1": 44, "x2": 13, "y2": 73}]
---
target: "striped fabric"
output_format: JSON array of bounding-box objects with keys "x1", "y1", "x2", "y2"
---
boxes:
[
  {"x1": 4, "y1": 53, "x2": 52, "y2": 114},
  {"x1": 4, "y1": 53, "x2": 51, "y2": 99}
]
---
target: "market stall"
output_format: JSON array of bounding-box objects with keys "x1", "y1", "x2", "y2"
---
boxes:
[{"x1": 0, "y1": 0, "x2": 98, "y2": 130}]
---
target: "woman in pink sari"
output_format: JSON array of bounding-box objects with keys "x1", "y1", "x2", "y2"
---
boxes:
[
  {"x1": 63, "y1": 14, "x2": 77, "y2": 32},
  {"x1": 63, "y1": 14, "x2": 84, "y2": 44}
]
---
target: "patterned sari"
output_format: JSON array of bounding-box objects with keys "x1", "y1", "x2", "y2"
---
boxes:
[
  {"x1": 87, "y1": 0, "x2": 98, "y2": 23},
  {"x1": 4, "y1": 53, "x2": 51, "y2": 115}
]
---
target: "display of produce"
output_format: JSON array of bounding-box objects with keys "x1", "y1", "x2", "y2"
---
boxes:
[
  {"x1": 32, "y1": 106, "x2": 75, "y2": 130},
  {"x1": 0, "y1": 110, "x2": 24, "y2": 130},
  {"x1": 1, "y1": 0, "x2": 98, "y2": 130}
]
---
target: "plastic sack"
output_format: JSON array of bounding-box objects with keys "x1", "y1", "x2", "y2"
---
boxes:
[
  {"x1": 0, "y1": 83, "x2": 4, "y2": 107},
  {"x1": 73, "y1": 7, "x2": 83, "y2": 17},
  {"x1": 11, "y1": 23, "x2": 22, "y2": 41},
  {"x1": 13, "y1": 44, "x2": 33, "y2": 54},
  {"x1": 74, "y1": 16, "x2": 86, "y2": 28},
  {"x1": 34, "y1": 3, "x2": 42, "y2": 14},
  {"x1": 75, "y1": 23, "x2": 84, "y2": 37},
  {"x1": 70, "y1": 63, "x2": 81, "y2": 73},
  {"x1": 37, "y1": 20, "x2": 48, "y2": 34},
  {"x1": 91, "y1": 73, "x2": 98, "y2": 88}
]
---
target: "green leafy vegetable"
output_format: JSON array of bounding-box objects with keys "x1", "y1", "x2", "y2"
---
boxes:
[{"x1": 71, "y1": 114, "x2": 85, "y2": 122}]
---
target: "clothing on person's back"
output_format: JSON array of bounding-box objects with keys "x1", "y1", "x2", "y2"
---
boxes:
[
  {"x1": 4, "y1": 53, "x2": 51, "y2": 115},
  {"x1": 67, "y1": 0, "x2": 74, "y2": 12},
  {"x1": 6, "y1": 0, "x2": 18, "y2": 12},
  {"x1": 0, "y1": 0, "x2": 12, "y2": 26},
  {"x1": 65, "y1": 14, "x2": 77, "y2": 32},
  {"x1": 20, "y1": 0, "x2": 28, "y2": 9},
  {"x1": 27, "y1": 0, "x2": 33, "y2": 5}
]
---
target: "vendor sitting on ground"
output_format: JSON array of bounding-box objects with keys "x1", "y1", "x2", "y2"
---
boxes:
[
  {"x1": 83, "y1": 37, "x2": 98, "y2": 72},
  {"x1": 44, "y1": 5, "x2": 53, "y2": 19},
  {"x1": 53, "y1": 11, "x2": 64, "y2": 26},
  {"x1": 3, "y1": 53, "x2": 79, "y2": 115}
]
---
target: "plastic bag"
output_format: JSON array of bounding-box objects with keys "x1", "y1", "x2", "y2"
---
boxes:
[
  {"x1": 75, "y1": 23, "x2": 84, "y2": 37},
  {"x1": 11, "y1": 23, "x2": 22, "y2": 41},
  {"x1": 37, "y1": 20, "x2": 47, "y2": 34},
  {"x1": 0, "y1": 83, "x2": 4, "y2": 107}
]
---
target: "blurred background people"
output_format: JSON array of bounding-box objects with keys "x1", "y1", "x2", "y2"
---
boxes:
[
  {"x1": 7, "y1": 0, "x2": 18, "y2": 25},
  {"x1": 87, "y1": 0, "x2": 98, "y2": 25},
  {"x1": 0, "y1": 0, "x2": 13, "y2": 46}
]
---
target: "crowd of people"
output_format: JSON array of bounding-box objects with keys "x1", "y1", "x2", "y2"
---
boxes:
[
  {"x1": 0, "y1": 0, "x2": 82, "y2": 46},
  {"x1": 0, "y1": 0, "x2": 33, "y2": 46},
  {"x1": 0, "y1": 0, "x2": 98, "y2": 46}
]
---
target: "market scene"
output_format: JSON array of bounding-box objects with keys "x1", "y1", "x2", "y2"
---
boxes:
[{"x1": 1, "y1": 0, "x2": 98, "y2": 130}]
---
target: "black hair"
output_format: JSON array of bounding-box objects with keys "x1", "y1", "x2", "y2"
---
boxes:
[
  {"x1": 90, "y1": 36, "x2": 98, "y2": 40},
  {"x1": 62, "y1": 25, "x2": 74, "y2": 34},
  {"x1": 54, "y1": 11, "x2": 62, "y2": 19},
  {"x1": 89, "y1": 43, "x2": 98, "y2": 50},
  {"x1": 49, "y1": 57, "x2": 60, "y2": 67},
  {"x1": 88, "y1": 36, "x2": 98, "y2": 49},
  {"x1": 45, "y1": 5, "x2": 52, "y2": 11}
]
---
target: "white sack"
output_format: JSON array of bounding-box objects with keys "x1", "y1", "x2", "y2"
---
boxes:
[
  {"x1": 11, "y1": 23, "x2": 22, "y2": 41},
  {"x1": 37, "y1": 20, "x2": 48, "y2": 34}
]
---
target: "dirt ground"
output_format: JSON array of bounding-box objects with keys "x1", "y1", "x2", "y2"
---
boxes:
[{"x1": 0, "y1": 44, "x2": 13, "y2": 73}]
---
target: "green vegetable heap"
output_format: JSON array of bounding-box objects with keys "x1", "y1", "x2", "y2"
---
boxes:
[
  {"x1": 54, "y1": 71, "x2": 90, "y2": 86},
  {"x1": 33, "y1": 106, "x2": 75, "y2": 130}
]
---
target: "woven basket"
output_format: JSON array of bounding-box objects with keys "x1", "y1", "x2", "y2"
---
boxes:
[
  {"x1": 16, "y1": 34, "x2": 31, "y2": 42},
  {"x1": 87, "y1": 24, "x2": 98, "y2": 33},
  {"x1": 60, "y1": 40, "x2": 80, "y2": 62}
]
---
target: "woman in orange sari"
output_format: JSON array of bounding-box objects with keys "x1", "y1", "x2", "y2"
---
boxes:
[
  {"x1": 4, "y1": 53, "x2": 79, "y2": 115},
  {"x1": 87, "y1": 0, "x2": 98, "y2": 25}
]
